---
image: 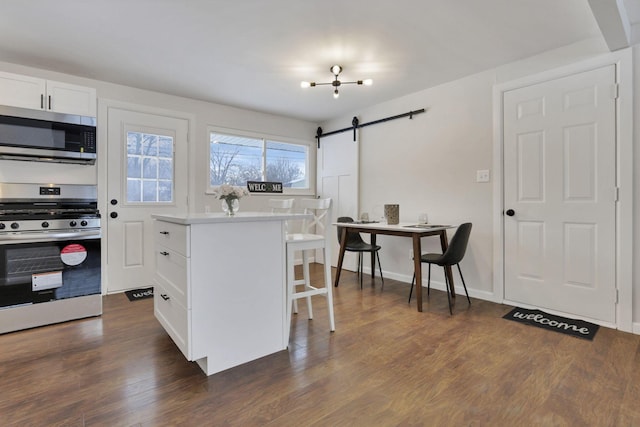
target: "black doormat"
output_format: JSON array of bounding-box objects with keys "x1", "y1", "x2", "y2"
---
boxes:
[
  {"x1": 124, "y1": 287, "x2": 154, "y2": 302},
  {"x1": 503, "y1": 307, "x2": 599, "y2": 340}
]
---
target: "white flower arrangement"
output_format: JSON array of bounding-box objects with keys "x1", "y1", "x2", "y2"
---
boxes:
[{"x1": 214, "y1": 184, "x2": 249, "y2": 201}]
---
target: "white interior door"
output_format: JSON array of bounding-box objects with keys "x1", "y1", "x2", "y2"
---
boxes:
[
  {"x1": 317, "y1": 132, "x2": 358, "y2": 269},
  {"x1": 503, "y1": 65, "x2": 616, "y2": 323},
  {"x1": 106, "y1": 107, "x2": 188, "y2": 293}
]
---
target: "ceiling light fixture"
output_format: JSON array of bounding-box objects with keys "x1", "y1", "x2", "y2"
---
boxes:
[{"x1": 301, "y1": 65, "x2": 372, "y2": 99}]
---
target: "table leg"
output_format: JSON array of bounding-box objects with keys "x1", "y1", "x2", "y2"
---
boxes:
[
  {"x1": 439, "y1": 231, "x2": 456, "y2": 298},
  {"x1": 412, "y1": 235, "x2": 423, "y2": 312},
  {"x1": 370, "y1": 233, "x2": 376, "y2": 279},
  {"x1": 334, "y1": 227, "x2": 348, "y2": 287}
]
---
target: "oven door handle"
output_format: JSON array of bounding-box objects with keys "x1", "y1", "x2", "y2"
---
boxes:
[{"x1": 0, "y1": 230, "x2": 101, "y2": 243}]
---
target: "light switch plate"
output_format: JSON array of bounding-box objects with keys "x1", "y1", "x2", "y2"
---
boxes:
[{"x1": 476, "y1": 169, "x2": 490, "y2": 183}]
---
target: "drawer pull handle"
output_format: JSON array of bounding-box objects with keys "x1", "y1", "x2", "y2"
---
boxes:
[
  {"x1": 160, "y1": 251, "x2": 169, "y2": 256},
  {"x1": 160, "y1": 294, "x2": 170, "y2": 301},
  {"x1": 159, "y1": 231, "x2": 170, "y2": 235}
]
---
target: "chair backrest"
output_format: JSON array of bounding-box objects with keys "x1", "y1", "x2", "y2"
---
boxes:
[
  {"x1": 440, "y1": 223, "x2": 472, "y2": 265},
  {"x1": 268, "y1": 198, "x2": 294, "y2": 213},
  {"x1": 336, "y1": 216, "x2": 365, "y2": 245},
  {"x1": 299, "y1": 198, "x2": 332, "y2": 235}
]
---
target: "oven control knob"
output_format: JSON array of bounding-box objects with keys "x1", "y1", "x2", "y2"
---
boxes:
[
  {"x1": 0, "y1": 223, "x2": 5, "y2": 230},
  {"x1": 11, "y1": 222, "x2": 19, "y2": 230},
  {"x1": 42, "y1": 221, "x2": 50, "y2": 228},
  {"x1": 81, "y1": 220, "x2": 88, "y2": 227},
  {"x1": 69, "y1": 221, "x2": 77, "y2": 227}
]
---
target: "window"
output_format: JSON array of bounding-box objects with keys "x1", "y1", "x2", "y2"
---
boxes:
[
  {"x1": 126, "y1": 131, "x2": 174, "y2": 203},
  {"x1": 209, "y1": 130, "x2": 311, "y2": 192}
]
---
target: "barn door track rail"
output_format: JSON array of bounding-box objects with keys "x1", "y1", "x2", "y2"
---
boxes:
[{"x1": 315, "y1": 108, "x2": 426, "y2": 147}]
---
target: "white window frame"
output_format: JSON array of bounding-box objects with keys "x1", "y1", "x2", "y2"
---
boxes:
[{"x1": 206, "y1": 126, "x2": 316, "y2": 196}]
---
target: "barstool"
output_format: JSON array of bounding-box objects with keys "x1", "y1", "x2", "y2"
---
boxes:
[{"x1": 285, "y1": 198, "x2": 335, "y2": 340}]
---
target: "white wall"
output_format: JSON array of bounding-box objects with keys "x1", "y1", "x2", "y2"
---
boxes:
[{"x1": 321, "y1": 38, "x2": 640, "y2": 329}]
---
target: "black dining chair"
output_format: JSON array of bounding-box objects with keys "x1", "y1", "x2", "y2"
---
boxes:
[
  {"x1": 408, "y1": 222, "x2": 472, "y2": 314},
  {"x1": 336, "y1": 216, "x2": 384, "y2": 289}
]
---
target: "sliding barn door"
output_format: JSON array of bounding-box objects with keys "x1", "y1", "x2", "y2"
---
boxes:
[{"x1": 317, "y1": 132, "x2": 358, "y2": 269}]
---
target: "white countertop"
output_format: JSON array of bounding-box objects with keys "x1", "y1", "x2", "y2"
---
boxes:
[{"x1": 152, "y1": 211, "x2": 311, "y2": 225}]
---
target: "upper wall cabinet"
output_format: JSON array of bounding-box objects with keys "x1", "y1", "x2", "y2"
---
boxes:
[{"x1": 0, "y1": 71, "x2": 96, "y2": 117}]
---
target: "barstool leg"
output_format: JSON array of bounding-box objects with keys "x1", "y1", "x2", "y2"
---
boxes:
[
  {"x1": 324, "y1": 248, "x2": 335, "y2": 331},
  {"x1": 302, "y1": 251, "x2": 313, "y2": 319},
  {"x1": 286, "y1": 245, "x2": 295, "y2": 341}
]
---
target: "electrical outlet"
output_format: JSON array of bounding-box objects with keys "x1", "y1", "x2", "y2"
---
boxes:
[{"x1": 476, "y1": 169, "x2": 490, "y2": 183}]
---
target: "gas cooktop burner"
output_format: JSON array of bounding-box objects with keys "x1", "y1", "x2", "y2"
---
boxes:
[{"x1": 0, "y1": 183, "x2": 100, "y2": 233}]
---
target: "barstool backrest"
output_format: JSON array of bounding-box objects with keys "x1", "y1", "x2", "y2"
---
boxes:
[{"x1": 299, "y1": 198, "x2": 332, "y2": 235}]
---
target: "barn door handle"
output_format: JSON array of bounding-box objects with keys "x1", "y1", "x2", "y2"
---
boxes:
[
  {"x1": 160, "y1": 294, "x2": 170, "y2": 301},
  {"x1": 505, "y1": 209, "x2": 515, "y2": 216},
  {"x1": 160, "y1": 251, "x2": 169, "y2": 256}
]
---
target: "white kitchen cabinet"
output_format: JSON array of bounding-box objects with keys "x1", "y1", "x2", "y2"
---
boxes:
[
  {"x1": 152, "y1": 212, "x2": 308, "y2": 376},
  {"x1": 0, "y1": 71, "x2": 96, "y2": 117}
]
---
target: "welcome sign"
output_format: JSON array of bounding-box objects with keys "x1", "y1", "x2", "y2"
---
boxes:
[
  {"x1": 247, "y1": 181, "x2": 283, "y2": 193},
  {"x1": 503, "y1": 307, "x2": 599, "y2": 340}
]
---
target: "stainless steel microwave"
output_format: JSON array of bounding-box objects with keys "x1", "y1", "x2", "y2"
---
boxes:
[{"x1": 0, "y1": 105, "x2": 97, "y2": 164}]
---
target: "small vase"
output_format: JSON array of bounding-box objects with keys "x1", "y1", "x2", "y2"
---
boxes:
[{"x1": 222, "y1": 198, "x2": 239, "y2": 216}]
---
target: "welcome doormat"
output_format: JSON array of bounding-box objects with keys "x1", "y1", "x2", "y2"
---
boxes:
[
  {"x1": 503, "y1": 307, "x2": 599, "y2": 340},
  {"x1": 124, "y1": 287, "x2": 154, "y2": 302}
]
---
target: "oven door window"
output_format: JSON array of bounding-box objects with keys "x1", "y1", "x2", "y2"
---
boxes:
[{"x1": 0, "y1": 239, "x2": 101, "y2": 308}]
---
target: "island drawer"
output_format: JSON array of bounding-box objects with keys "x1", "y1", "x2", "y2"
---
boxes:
[
  {"x1": 155, "y1": 245, "x2": 189, "y2": 309},
  {"x1": 153, "y1": 220, "x2": 189, "y2": 256},
  {"x1": 154, "y1": 281, "x2": 190, "y2": 360}
]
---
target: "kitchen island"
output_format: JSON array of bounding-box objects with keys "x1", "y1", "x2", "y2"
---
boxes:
[{"x1": 151, "y1": 211, "x2": 308, "y2": 376}]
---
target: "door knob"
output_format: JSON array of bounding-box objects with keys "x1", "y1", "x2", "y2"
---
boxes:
[
  {"x1": 110, "y1": 212, "x2": 118, "y2": 219},
  {"x1": 505, "y1": 209, "x2": 515, "y2": 216},
  {"x1": 110, "y1": 199, "x2": 118, "y2": 205}
]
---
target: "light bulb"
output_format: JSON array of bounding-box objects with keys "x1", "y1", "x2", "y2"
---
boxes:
[
  {"x1": 333, "y1": 89, "x2": 339, "y2": 99},
  {"x1": 330, "y1": 65, "x2": 342, "y2": 75},
  {"x1": 363, "y1": 79, "x2": 373, "y2": 86},
  {"x1": 300, "y1": 81, "x2": 310, "y2": 88}
]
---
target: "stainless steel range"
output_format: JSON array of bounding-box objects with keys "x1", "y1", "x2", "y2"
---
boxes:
[{"x1": 0, "y1": 183, "x2": 102, "y2": 334}]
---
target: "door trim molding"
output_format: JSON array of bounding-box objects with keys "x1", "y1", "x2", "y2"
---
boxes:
[{"x1": 492, "y1": 48, "x2": 633, "y2": 332}]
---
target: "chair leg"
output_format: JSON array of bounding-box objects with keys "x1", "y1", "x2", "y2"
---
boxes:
[
  {"x1": 323, "y1": 248, "x2": 335, "y2": 332},
  {"x1": 408, "y1": 273, "x2": 415, "y2": 303},
  {"x1": 456, "y1": 263, "x2": 471, "y2": 305},
  {"x1": 376, "y1": 252, "x2": 384, "y2": 290},
  {"x1": 427, "y1": 263, "x2": 431, "y2": 296},
  {"x1": 286, "y1": 244, "x2": 295, "y2": 341},
  {"x1": 302, "y1": 251, "x2": 313, "y2": 319},
  {"x1": 359, "y1": 252, "x2": 364, "y2": 289},
  {"x1": 443, "y1": 266, "x2": 453, "y2": 315}
]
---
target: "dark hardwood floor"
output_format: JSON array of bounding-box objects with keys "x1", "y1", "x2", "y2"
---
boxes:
[{"x1": 1, "y1": 264, "x2": 639, "y2": 426}]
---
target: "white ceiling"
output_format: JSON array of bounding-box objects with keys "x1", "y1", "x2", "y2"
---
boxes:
[{"x1": 0, "y1": 0, "x2": 637, "y2": 123}]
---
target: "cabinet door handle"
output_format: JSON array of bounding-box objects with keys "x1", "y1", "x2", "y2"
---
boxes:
[
  {"x1": 160, "y1": 294, "x2": 170, "y2": 301},
  {"x1": 159, "y1": 231, "x2": 169, "y2": 235},
  {"x1": 160, "y1": 251, "x2": 169, "y2": 256},
  {"x1": 40, "y1": 94, "x2": 44, "y2": 109},
  {"x1": 48, "y1": 95, "x2": 51, "y2": 110}
]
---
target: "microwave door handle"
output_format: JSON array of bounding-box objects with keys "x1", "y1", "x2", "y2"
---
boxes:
[{"x1": 0, "y1": 230, "x2": 101, "y2": 243}]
